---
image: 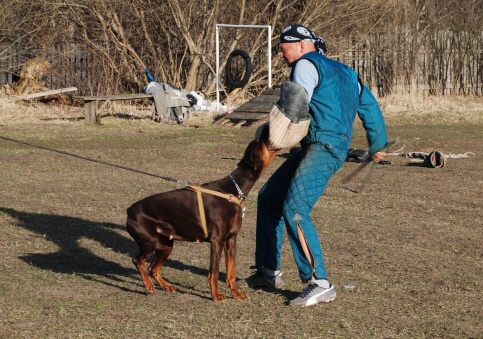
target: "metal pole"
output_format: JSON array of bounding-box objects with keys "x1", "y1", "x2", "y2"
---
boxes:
[
  {"x1": 216, "y1": 25, "x2": 220, "y2": 111},
  {"x1": 268, "y1": 25, "x2": 272, "y2": 89}
]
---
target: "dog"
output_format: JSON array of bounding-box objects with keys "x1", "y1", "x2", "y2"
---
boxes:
[{"x1": 126, "y1": 125, "x2": 276, "y2": 301}]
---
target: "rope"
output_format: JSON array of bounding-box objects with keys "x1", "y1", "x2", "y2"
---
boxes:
[
  {"x1": 387, "y1": 150, "x2": 476, "y2": 159},
  {"x1": 0, "y1": 134, "x2": 188, "y2": 185},
  {"x1": 444, "y1": 152, "x2": 475, "y2": 159}
]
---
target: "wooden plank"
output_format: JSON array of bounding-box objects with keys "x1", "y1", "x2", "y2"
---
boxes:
[
  {"x1": 213, "y1": 88, "x2": 279, "y2": 126},
  {"x1": 74, "y1": 93, "x2": 153, "y2": 101},
  {"x1": 220, "y1": 112, "x2": 268, "y2": 120},
  {"x1": 234, "y1": 102, "x2": 273, "y2": 113},
  {"x1": 213, "y1": 111, "x2": 268, "y2": 125},
  {"x1": 14, "y1": 87, "x2": 78, "y2": 100},
  {"x1": 233, "y1": 120, "x2": 247, "y2": 128},
  {"x1": 233, "y1": 88, "x2": 279, "y2": 114},
  {"x1": 95, "y1": 98, "x2": 111, "y2": 119}
]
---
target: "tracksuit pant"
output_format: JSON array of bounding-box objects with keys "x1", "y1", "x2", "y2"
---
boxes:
[{"x1": 255, "y1": 142, "x2": 346, "y2": 281}]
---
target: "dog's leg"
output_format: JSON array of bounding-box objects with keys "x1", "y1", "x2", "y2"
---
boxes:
[
  {"x1": 149, "y1": 236, "x2": 177, "y2": 292},
  {"x1": 224, "y1": 236, "x2": 247, "y2": 300},
  {"x1": 127, "y1": 216, "x2": 158, "y2": 294},
  {"x1": 208, "y1": 241, "x2": 226, "y2": 301},
  {"x1": 132, "y1": 252, "x2": 156, "y2": 294}
]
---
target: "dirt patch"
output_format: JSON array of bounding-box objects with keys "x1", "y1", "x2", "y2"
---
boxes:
[{"x1": 0, "y1": 99, "x2": 481, "y2": 338}]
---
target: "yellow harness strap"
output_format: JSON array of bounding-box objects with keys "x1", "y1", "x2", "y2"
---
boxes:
[{"x1": 186, "y1": 184, "x2": 244, "y2": 238}]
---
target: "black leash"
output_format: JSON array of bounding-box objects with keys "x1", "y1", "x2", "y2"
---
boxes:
[{"x1": 0, "y1": 134, "x2": 187, "y2": 185}]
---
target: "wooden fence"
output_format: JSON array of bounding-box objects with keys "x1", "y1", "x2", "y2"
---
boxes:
[
  {"x1": 1, "y1": 31, "x2": 482, "y2": 96},
  {"x1": 331, "y1": 31, "x2": 483, "y2": 96}
]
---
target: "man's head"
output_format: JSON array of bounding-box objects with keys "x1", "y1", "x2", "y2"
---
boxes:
[{"x1": 278, "y1": 24, "x2": 327, "y2": 67}]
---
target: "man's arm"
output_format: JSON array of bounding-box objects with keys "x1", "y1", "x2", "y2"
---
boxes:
[
  {"x1": 291, "y1": 59, "x2": 318, "y2": 101},
  {"x1": 357, "y1": 82, "x2": 388, "y2": 155}
]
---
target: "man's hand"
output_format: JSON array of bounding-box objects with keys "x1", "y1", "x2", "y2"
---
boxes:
[{"x1": 372, "y1": 151, "x2": 387, "y2": 163}]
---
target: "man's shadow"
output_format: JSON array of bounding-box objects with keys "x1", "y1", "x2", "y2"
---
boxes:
[{"x1": 1, "y1": 207, "x2": 214, "y2": 298}]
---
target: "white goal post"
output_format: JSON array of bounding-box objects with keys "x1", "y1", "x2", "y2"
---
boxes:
[{"x1": 215, "y1": 24, "x2": 272, "y2": 109}]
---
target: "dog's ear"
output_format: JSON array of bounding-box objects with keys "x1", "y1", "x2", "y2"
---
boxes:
[
  {"x1": 240, "y1": 142, "x2": 254, "y2": 169},
  {"x1": 260, "y1": 123, "x2": 269, "y2": 142},
  {"x1": 238, "y1": 138, "x2": 262, "y2": 172},
  {"x1": 238, "y1": 123, "x2": 269, "y2": 172},
  {"x1": 255, "y1": 122, "x2": 269, "y2": 142},
  {"x1": 248, "y1": 146, "x2": 258, "y2": 171}
]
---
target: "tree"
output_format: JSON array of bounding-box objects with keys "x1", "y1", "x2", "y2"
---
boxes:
[{"x1": 1, "y1": 0, "x2": 482, "y2": 97}]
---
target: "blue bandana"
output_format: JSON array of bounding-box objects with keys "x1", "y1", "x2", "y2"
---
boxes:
[{"x1": 279, "y1": 24, "x2": 327, "y2": 55}]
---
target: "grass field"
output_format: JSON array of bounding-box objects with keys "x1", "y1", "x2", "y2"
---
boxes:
[{"x1": 0, "y1": 96, "x2": 482, "y2": 338}]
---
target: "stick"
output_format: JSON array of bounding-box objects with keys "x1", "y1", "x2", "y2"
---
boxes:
[{"x1": 340, "y1": 138, "x2": 398, "y2": 185}]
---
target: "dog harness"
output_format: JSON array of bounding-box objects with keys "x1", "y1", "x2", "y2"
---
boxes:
[{"x1": 185, "y1": 175, "x2": 245, "y2": 239}]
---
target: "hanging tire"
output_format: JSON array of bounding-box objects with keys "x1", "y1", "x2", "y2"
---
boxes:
[{"x1": 225, "y1": 49, "x2": 252, "y2": 89}]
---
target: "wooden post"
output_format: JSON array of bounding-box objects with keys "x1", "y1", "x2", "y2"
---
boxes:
[{"x1": 85, "y1": 100, "x2": 97, "y2": 122}]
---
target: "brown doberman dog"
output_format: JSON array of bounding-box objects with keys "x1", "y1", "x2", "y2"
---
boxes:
[{"x1": 126, "y1": 125, "x2": 276, "y2": 301}]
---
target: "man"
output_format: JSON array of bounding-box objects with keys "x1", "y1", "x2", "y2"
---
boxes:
[{"x1": 238, "y1": 24, "x2": 388, "y2": 306}]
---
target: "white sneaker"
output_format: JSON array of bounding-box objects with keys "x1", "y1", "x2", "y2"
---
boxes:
[{"x1": 289, "y1": 283, "x2": 336, "y2": 306}]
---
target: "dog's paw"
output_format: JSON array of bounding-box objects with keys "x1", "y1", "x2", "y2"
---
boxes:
[
  {"x1": 234, "y1": 292, "x2": 247, "y2": 301},
  {"x1": 213, "y1": 294, "x2": 227, "y2": 302},
  {"x1": 143, "y1": 282, "x2": 155, "y2": 294},
  {"x1": 162, "y1": 285, "x2": 178, "y2": 292}
]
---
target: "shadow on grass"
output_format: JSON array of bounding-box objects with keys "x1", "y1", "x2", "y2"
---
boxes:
[
  {"x1": 100, "y1": 113, "x2": 151, "y2": 120},
  {"x1": 0, "y1": 206, "x2": 218, "y2": 297},
  {"x1": 39, "y1": 112, "x2": 152, "y2": 122},
  {"x1": 237, "y1": 284, "x2": 301, "y2": 304}
]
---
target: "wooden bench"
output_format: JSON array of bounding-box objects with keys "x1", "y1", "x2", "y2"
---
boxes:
[{"x1": 74, "y1": 93, "x2": 154, "y2": 123}]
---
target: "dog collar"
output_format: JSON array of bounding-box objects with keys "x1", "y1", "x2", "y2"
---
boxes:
[{"x1": 228, "y1": 174, "x2": 246, "y2": 201}]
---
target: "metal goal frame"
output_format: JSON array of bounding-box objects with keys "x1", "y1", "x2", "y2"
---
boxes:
[{"x1": 215, "y1": 24, "x2": 272, "y2": 109}]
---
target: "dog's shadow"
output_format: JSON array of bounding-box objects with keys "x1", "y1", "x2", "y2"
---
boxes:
[{"x1": 0, "y1": 207, "x2": 216, "y2": 298}]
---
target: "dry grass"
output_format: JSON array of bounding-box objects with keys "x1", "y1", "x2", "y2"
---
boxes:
[
  {"x1": 378, "y1": 93, "x2": 483, "y2": 125},
  {"x1": 0, "y1": 94, "x2": 224, "y2": 127},
  {"x1": 1, "y1": 92, "x2": 482, "y2": 126}
]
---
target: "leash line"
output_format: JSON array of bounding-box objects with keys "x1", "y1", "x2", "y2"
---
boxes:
[
  {"x1": 341, "y1": 138, "x2": 398, "y2": 193},
  {"x1": 0, "y1": 134, "x2": 187, "y2": 185}
]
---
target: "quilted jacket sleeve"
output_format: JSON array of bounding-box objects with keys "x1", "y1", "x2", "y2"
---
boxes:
[{"x1": 357, "y1": 83, "x2": 388, "y2": 154}]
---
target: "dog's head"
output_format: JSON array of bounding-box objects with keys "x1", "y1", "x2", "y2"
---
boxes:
[{"x1": 239, "y1": 124, "x2": 277, "y2": 175}]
